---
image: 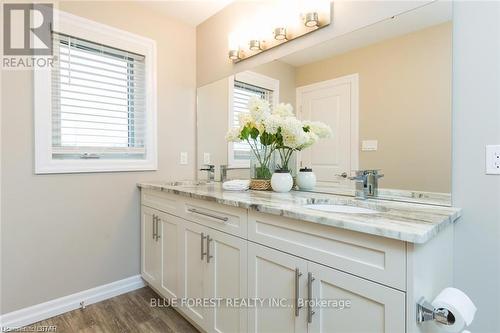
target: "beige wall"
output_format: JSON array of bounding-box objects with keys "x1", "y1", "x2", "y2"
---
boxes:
[
  {"x1": 196, "y1": 61, "x2": 295, "y2": 181},
  {"x1": 296, "y1": 23, "x2": 452, "y2": 192},
  {"x1": 196, "y1": 1, "x2": 433, "y2": 87},
  {"x1": 1, "y1": 1, "x2": 196, "y2": 314},
  {"x1": 253, "y1": 61, "x2": 297, "y2": 107}
]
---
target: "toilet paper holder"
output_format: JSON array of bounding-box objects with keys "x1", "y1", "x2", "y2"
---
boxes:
[{"x1": 416, "y1": 297, "x2": 456, "y2": 325}]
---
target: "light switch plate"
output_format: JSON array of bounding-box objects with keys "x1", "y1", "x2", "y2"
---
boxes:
[
  {"x1": 203, "y1": 153, "x2": 211, "y2": 164},
  {"x1": 180, "y1": 152, "x2": 188, "y2": 165},
  {"x1": 362, "y1": 140, "x2": 378, "y2": 151},
  {"x1": 486, "y1": 145, "x2": 500, "y2": 174}
]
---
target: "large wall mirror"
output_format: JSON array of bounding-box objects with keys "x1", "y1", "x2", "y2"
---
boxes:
[{"x1": 196, "y1": 1, "x2": 452, "y2": 206}]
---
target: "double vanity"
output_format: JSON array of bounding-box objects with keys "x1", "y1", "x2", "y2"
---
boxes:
[
  {"x1": 139, "y1": 2, "x2": 459, "y2": 332},
  {"x1": 138, "y1": 181, "x2": 461, "y2": 333}
]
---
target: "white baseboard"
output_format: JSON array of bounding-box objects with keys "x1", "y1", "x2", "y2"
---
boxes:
[{"x1": 0, "y1": 275, "x2": 145, "y2": 330}]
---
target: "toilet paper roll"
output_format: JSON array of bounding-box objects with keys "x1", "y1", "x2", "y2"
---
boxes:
[{"x1": 432, "y1": 288, "x2": 477, "y2": 333}]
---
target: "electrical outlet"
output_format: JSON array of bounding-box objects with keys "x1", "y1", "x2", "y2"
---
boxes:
[
  {"x1": 180, "y1": 152, "x2": 188, "y2": 165},
  {"x1": 203, "y1": 153, "x2": 211, "y2": 164},
  {"x1": 486, "y1": 145, "x2": 500, "y2": 174}
]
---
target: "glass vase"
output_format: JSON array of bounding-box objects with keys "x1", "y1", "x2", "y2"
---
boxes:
[{"x1": 250, "y1": 147, "x2": 275, "y2": 180}]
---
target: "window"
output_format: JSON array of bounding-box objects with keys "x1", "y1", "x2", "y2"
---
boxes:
[
  {"x1": 52, "y1": 34, "x2": 146, "y2": 160},
  {"x1": 35, "y1": 11, "x2": 157, "y2": 173},
  {"x1": 228, "y1": 72, "x2": 279, "y2": 168}
]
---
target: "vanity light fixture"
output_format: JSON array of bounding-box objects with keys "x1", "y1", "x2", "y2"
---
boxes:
[
  {"x1": 227, "y1": 0, "x2": 331, "y2": 63},
  {"x1": 228, "y1": 49, "x2": 240, "y2": 61},
  {"x1": 303, "y1": 12, "x2": 319, "y2": 27},
  {"x1": 249, "y1": 39, "x2": 262, "y2": 51},
  {"x1": 273, "y1": 27, "x2": 287, "y2": 41}
]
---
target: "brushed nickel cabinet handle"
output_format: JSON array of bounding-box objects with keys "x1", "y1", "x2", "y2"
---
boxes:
[
  {"x1": 187, "y1": 208, "x2": 229, "y2": 223},
  {"x1": 156, "y1": 216, "x2": 161, "y2": 241},
  {"x1": 206, "y1": 235, "x2": 213, "y2": 263},
  {"x1": 152, "y1": 215, "x2": 156, "y2": 240},
  {"x1": 295, "y1": 268, "x2": 303, "y2": 317},
  {"x1": 307, "y1": 272, "x2": 316, "y2": 324},
  {"x1": 201, "y1": 233, "x2": 207, "y2": 260}
]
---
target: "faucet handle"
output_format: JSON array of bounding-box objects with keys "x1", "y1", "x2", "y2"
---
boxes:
[
  {"x1": 348, "y1": 170, "x2": 366, "y2": 181},
  {"x1": 200, "y1": 164, "x2": 215, "y2": 172}
]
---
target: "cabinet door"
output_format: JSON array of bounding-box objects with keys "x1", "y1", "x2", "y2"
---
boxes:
[
  {"x1": 181, "y1": 220, "x2": 210, "y2": 329},
  {"x1": 248, "y1": 243, "x2": 308, "y2": 333},
  {"x1": 206, "y1": 228, "x2": 248, "y2": 333},
  {"x1": 308, "y1": 262, "x2": 405, "y2": 333},
  {"x1": 158, "y1": 211, "x2": 182, "y2": 300},
  {"x1": 141, "y1": 206, "x2": 161, "y2": 289}
]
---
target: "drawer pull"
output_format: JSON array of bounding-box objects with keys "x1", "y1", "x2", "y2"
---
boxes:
[
  {"x1": 295, "y1": 268, "x2": 303, "y2": 317},
  {"x1": 188, "y1": 208, "x2": 229, "y2": 222}
]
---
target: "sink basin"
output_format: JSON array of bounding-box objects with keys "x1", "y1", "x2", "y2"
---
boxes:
[{"x1": 304, "y1": 204, "x2": 379, "y2": 214}]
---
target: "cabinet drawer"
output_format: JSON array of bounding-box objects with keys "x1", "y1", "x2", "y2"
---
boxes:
[
  {"x1": 180, "y1": 198, "x2": 247, "y2": 238},
  {"x1": 248, "y1": 211, "x2": 406, "y2": 290},
  {"x1": 141, "y1": 189, "x2": 181, "y2": 216}
]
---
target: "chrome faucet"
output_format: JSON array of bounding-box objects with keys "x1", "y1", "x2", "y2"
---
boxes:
[
  {"x1": 200, "y1": 164, "x2": 215, "y2": 183},
  {"x1": 349, "y1": 170, "x2": 384, "y2": 199},
  {"x1": 219, "y1": 165, "x2": 250, "y2": 182}
]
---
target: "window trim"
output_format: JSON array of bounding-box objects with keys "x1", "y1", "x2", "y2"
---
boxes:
[
  {"x1": 227, "y1": 71, "x2": 279, "y2": 168},
  {"x1": 34, "y1": 10, "x2": 157, "y2": 174}
]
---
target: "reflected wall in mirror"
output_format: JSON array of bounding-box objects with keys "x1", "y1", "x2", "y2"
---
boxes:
[{"x1": 197, "y1": 1, "x2": 452, "y2": 205}]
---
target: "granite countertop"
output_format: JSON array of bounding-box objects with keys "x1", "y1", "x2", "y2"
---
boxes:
[{"x1": 138, "y1": 181, "x2": 461, "y2": 244}]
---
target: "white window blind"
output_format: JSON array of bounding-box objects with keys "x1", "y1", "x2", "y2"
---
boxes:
[
  {"x1": 51, "y1": 33, "x2": 146, "y2": 160},
  {"x1": 232, "y1": 80, "x2": 273, "y2": 161}
]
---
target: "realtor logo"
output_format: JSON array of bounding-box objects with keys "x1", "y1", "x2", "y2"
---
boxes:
[{"x1": 3, "y1": 3, "x2": 53, "y2": 55}]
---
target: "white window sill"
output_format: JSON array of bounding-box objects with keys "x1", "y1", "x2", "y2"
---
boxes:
[{"x1": 35, "y1": 160, "x2": 158, "y2": 174}]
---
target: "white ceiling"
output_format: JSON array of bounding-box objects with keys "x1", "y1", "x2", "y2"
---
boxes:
[
  {"x1": 280, "y1": 1, "x2": 452, "y2": 67},
  {"x1": 141, "y1": 0, "x2": 234, "y2": 27}
]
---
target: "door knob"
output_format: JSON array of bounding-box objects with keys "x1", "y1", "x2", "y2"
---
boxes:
[{"x1": 337, "y1": 172, "x2": 348, "y2": 178}]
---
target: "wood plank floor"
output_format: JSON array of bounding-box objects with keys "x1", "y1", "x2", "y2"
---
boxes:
[{"x1": 29, "y1": 287, "x2": 199, "y2": 333}]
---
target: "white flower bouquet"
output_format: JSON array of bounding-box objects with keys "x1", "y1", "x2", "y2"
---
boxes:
[
  {"x1": 226, "y1": 96, "x2": 332, "y2": 178},
  {"x1": 225, "y1": 97, "x2": 276, "y2": 179}
]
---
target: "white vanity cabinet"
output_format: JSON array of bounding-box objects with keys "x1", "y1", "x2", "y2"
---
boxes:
[
  {"x1": 140, "y1": 188, "x2": 454, "y2": 333},
  {"x1": 181, "y1": 219, "x2": 248, "y2": 333},
  {"x1": 247, "y1": 243, "x2": 308, "y2": 333},
  {"x1": 308, "y1": 262, "x2": 405, "y2": 333},
  {"x1": 247, "y1": 243, "x2": 405, "y2": 333},
  {"x1": 141, "y1": 206, "x2": 162, "y2": 290},
  {"x1": 141, "y1": 206, "x2": 183, "y2": 299}
]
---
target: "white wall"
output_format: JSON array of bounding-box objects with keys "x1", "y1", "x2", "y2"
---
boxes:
[
  {"x1": 452, "y1": 2, "x2": 500, "y2": 332},
  {"x1": 0, "y1": 1, "x2": 196, "y2": 314}
]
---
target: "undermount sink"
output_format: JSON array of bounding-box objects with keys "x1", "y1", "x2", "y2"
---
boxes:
[{"x1": 304, "y1": 204, "x2": 379, "y2": 214}]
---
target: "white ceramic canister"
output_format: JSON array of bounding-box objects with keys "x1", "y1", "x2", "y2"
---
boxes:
[
  {"x1": 296, "y1": 167, "x2": 317, "y2": 191},
  {"x1": 271, "y1": 170, "x2": 294, "y2": 192}
]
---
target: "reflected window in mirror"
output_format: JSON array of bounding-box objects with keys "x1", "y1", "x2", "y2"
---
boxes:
[{"x1": 228, "y1": 71, "x2": 279, "y2": 167}]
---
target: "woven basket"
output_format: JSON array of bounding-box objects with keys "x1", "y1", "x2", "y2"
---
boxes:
[{"x1": 249, "y1": 179, "x2": 272, "y2": 191}]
